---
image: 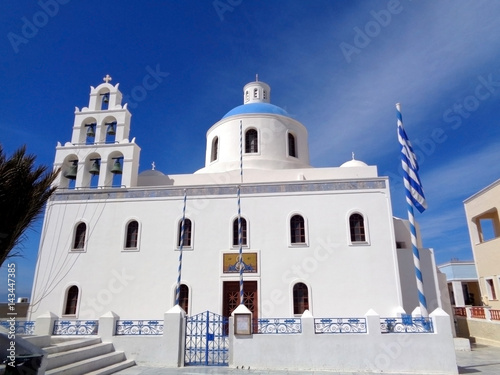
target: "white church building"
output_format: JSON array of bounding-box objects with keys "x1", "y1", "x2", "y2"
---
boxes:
[{"x1": 27, "y1": 77, "x2": 458, "y2": 374}]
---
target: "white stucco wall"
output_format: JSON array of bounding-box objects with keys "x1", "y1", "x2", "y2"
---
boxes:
[
  {"x1": 229, "y1": 310, "x2": 457, "y2": 374},
  {"x1": 198, "y1": 114, "x2": 311, "y2": 173},
  {"x1": 397, "y1": 248, "x2": 442, "y2": 314},
  {"x1": 30, "y1": 175, "x2": 406, "y2": 321}
]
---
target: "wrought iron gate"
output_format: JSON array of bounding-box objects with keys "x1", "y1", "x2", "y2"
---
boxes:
[{"x1": 184, "y1": 311, "x2": 228, "y2": 366}]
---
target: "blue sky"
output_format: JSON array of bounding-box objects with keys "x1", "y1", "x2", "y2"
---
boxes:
[{"x1": 1, "y1": 1, "x2": 500, "y2": 301}]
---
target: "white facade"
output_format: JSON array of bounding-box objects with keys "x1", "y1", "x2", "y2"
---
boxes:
[{"x1": 27, "y1": 78, "x2": 456, "y2": 372}]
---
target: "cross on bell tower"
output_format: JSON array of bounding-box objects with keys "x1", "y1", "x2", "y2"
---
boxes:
[{"x1": 103, "y1": 74, "x2": 112, "y2": 83}]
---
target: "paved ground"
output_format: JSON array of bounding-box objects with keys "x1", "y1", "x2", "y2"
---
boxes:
[{"x1": 115, "y1": 344, "x2": 500, "y2": 375}]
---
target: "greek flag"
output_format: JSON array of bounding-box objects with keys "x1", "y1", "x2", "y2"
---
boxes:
[{"x1": 396, "y1": 104, "x2": 427, "y2": 213}]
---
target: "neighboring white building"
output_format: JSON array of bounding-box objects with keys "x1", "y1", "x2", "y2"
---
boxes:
[
  {"x1": 438, "y1": 260, "x2": 480, "y2": 307},
  {"x1": 27, "y1": 77, "x2": 456, "y2": 373}
]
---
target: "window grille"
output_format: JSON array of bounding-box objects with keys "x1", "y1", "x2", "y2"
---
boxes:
[
  {"x1": 233, "y1": 217, "x2": 247, "y2": 246},
  {"x1": 288, "y1": 133, "x2": 297, "y2": 157},
  {"x1": 349, "y1": 214, "x2": 366, "y2": 242},
  {"x1": 290, "y1": 215, "x2": 305, "y2": 244},
  {"x1": 245, "y1": 129, "x2": 258, "y2": 153},
  {"x1": 178, "y1": 219, "x2": 192, "y2": 247}
]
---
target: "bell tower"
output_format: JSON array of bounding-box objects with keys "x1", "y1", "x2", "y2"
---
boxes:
[{"x1": 54, "y1": 75, "x2": 141, "y2": 189}]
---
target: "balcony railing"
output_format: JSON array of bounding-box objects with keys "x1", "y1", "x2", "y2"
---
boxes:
[
  {"x1": 490, "y1": 309, "x2": 500, "y2": 321},
  {"x1": 454, "y1": 307, "x2": 467, "y2": 317},
  {"x1": 454, "y1": 306, "x2": 500, "y2": 322},
  {"x1": 470, "y1": 307, "x2": 486, "y2": 319}
]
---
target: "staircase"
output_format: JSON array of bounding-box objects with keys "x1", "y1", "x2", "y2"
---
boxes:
[{"x1": 42, "y1": 336, "x2": 135, "y2": 375}]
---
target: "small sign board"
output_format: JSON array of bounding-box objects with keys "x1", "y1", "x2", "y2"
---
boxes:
[{"x1": 234, "y1": 313, "x2": 252, "y2": 335}]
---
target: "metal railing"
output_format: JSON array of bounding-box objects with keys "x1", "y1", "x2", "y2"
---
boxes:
[
  {"x1": 115, "y1": 320, "x2": 164, "y2": 335},
  {"x1": 314, "y1": 318, "x2": 367, "y2": 334},
  {"x1": 380, "y1": 316, "x2": 433, "y2": 333},
  {"x1": 255, "y1": 318, "x2": 301, "y2": 334},
  {"x1": 0, "y1": 320, "x2": 35, "y2": 335},
  {"x1": 53, "y1": 320, "x2": 98, "y2": 335}
]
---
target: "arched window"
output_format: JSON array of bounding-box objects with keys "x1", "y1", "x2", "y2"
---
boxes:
[
  {"x1": 288, "y1": 133, "x2": 297, "y2": 157},
  {"x1": 233, "y1": 217, "x2": 247, "y2": 246},
  {"x1": 253, "y1": 88, "x2": 258, "y2": 98},
  {"x1": 179, "y1": 284, "x2": 189, "y2": 314},
  {"x1": 290, "y1": 215, "x2": 305, "y2": 244},
  {"x1": 178, "y1": 218, "x2": 192, "y2": 247},
  {"x1": 293, "y1": 283, "x2": 309, "y2": 315},
  {"x1": 349, "y1": 213, "x2": 366, "y2": 242},
  {"x1": 125, "y1": 220, "x2": 139, "y2": 249},
  {"x1": 64, "y1": 285, "x2": 79, "y2": 315},
  {"x1": 211, "y1": 137, "x2": 219, "y2": 162},
  {"x1": 73, "y1": 223, "x2": 86, "y2": 250},
  {"x1": 245, "y1": 129, "x2": 258, "y2": 153}
]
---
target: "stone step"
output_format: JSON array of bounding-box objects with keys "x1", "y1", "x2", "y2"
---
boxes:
[
  {"x1": 85, "y1": 359, "x2": 136, "y2": 375},
  {"x1": 46, "y1": 351, "x2": 127, "y2": 375},
  {"x1": 46, "y1": 342, "x2": 114, "y2": 370},
  {"x1": 43, "y1": 337, "x2": 102, "y2": 354}
]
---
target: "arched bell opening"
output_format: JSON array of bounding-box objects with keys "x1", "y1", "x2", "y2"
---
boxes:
[
  {"x1": 100, "y1": 116, "x2": 118, "y2": 144},
  {"x1": 105, "y1": 152, "x2": 124, "y2": 188},
  {"x1": 78, "y1": 117, "x2": 97, "y2": 145},
  {"x1": 61, "y1": 156, "x2": 79, "y2": 189},
  {"x1": 99, "y1": 89, "x2": 110, "y2": 110},
  {"x1": 85, "y1": 122, "x2": 96, "y2": 145},
  {"x1": 105, "y1": 121, "x2": 117, "y2": 144},
  {"x1": 83, "y1": 153, "x2": 102, "y2": 189}
]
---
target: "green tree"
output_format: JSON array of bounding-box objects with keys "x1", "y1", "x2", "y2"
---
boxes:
[{"x1": 0, "y1": 145, "x2": 60, "y2": 267}]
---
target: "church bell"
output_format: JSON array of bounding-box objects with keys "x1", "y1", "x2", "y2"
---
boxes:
[
  {"x1": 86, "y1": 124, "x2": 95, "y2": 138},
  {"x1": 89, "y1": 159, "x2": 100, "y2": 175},
  {"x1": 106, "y1": 122, "x2": 116, "y2": 136},
  {"x1": 102, "y1": 93, "x2": 110, "y2": 103},
  {"x1": 64, "y1": 161, "x2": 78, "y2": 180},
  {"x1": 111, "y1": 159, "x2": 123, "y2": 174}
]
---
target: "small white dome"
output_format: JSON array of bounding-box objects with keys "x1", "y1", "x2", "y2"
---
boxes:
[
  {"x1": 139, "y1": 169, "x2": 165, "y2": 177},
  {"x1": 340, "y1": 153, "x2": 368, "y2": 167}
]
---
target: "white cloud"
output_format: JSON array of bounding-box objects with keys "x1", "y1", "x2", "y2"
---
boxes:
[{"x1": 288, "y1": 1, "x2": 500, "y2": 166}]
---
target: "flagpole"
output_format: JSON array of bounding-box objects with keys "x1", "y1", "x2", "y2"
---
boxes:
[
  {"x1": 175, "y1": 189, "x2": 187, "y2": 307},
  {"x1": 405, "y1": 197, "x2": 428, "y2": 317},
  {"x1": 396, "y1": 103, "x2": 428, "y2": 318},
  {"x1": 238, "y1": 119, "x2": 244, "y2": 305}
]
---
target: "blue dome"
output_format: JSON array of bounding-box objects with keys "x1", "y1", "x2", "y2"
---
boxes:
[{"x1": 223, "y1": 103, "x2": 290, "y2": 119}]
